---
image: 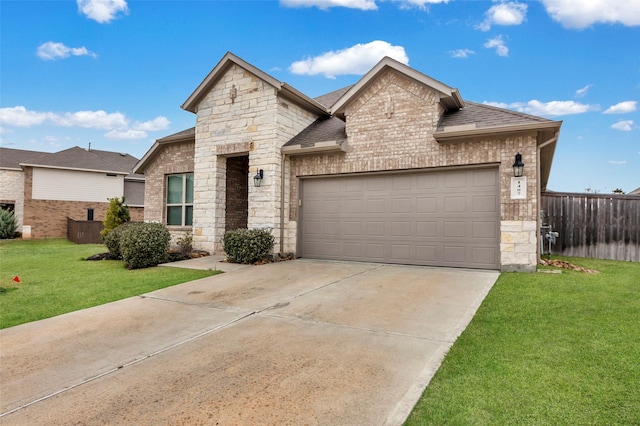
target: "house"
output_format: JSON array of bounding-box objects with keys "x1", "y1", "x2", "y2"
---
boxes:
[
  {"x1": 629, "y1": 187, "x2": 640, "y2": 196},
  {"x1": 0, "y1": 146, "x2": 144, "y2": 238},
  {"x1": 135, "y1": 52, "x2": 562, "y2": 271}
]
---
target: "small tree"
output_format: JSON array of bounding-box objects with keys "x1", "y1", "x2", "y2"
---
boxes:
[
  {"x1": 0, "y1": 209, "x2": 18, "y2": 239},
  {"x1": 101, "y1": 197, "x2": 130, "y2": 239}
]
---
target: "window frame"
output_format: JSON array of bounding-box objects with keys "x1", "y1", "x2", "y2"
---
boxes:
[{"x1": 166, "y1": 173, "x2": 194, "y2": 227}]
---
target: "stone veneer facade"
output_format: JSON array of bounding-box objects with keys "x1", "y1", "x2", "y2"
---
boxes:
[
  {"x1": 192, "y1": 64, "x2": 317, "y2": 252},
  {"x1": 0, "y1": 169, "x2": 25, "y2": 230}
]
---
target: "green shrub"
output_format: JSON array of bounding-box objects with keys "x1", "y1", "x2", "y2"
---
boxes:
[
  {"x1": 0, "y1": 209, "x2": 19, "y2": 239},
  {"x1": 101, "y1": 197, "x2": 130, "y2": 239},
  {"x1": 119, "y1": 222, "x2": 170, "y2": 269},
  {"x1": 223, "y1": 228, "x2": 274, "y2": 264},
  {"x1": 103, "y1": 223, "x2": 129, "y2": 259}
]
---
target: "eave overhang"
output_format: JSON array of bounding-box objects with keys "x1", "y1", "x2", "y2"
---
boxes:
[
  {"x1": 434, "y1": 121, "x2": 561, "y2": 143},
  {"x1": 281, "y1": 140, "x2": 348, "y2": 156}
]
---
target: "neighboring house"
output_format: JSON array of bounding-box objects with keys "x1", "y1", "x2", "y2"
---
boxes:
[
  {"x1": 0, "y1": 146, "x2": 144, "y2": 238},
  {"x1": 0, "y1": 148, "x2": 43, "y2": 230},
  {"x1": 629, "y1": 187, "x2": 640, "y2": 196},
  {"x1": 135, "y1": 52, "x2": 562, "y2": 271}
]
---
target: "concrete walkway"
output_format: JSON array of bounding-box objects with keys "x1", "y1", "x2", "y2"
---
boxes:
[{"x1": 0, "y1": 259, "x2": 499, "y2": 425}]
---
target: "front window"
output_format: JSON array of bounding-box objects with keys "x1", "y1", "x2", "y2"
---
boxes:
[{"x1": 166, "y1": 173, "x2": 193, "y2": 226}]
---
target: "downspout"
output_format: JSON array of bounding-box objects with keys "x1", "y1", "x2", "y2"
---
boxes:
[
  {"x1": 536, "y1": 130, "x2": 559, "y2": 263},
  {"x1": 280, "y1": 153, "x2": 286, "y2": 255}
]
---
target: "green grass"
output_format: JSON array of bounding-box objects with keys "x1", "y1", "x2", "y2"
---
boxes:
[
  {"x1": 0, "y1": 239, "x2": 219, "y2": 329},
  {"x1": 406, "y1": 257, "x2": 640, "y2": 426}
]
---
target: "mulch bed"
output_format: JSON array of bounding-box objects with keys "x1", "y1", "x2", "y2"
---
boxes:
[{"x1": 539, "y1": 258, "x2": 599, "y2": 274}]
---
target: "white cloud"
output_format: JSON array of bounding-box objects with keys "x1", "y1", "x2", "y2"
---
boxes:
[
  {"x1": 575, "y1": 84, "x2": 593, "y2": 97},
  {"x1": 604, "y1": 101, "x2": 637, "y2": 114},
  {"x1": 55, "y1": 110, "x2": 128, "y2": 129},
  {"x1": 391, "y1": 0, "x2": 449, "y2": 10},
  {"x1": 449, "y1": 49, "x2": 475, "y2": 58},
  {"x1": 0, "y1": 106, "x2": 52, "y2": 127},
  {"x1": 105, "y1": 129, "x2": 147, "y2": 139},
  {"x1": 541, "y1": 0, "x2": 640, "y2": 29},
  {"x1": 483, "y1": 100, "x2": 600, "y2": 116},
  {"x1": 483, "y1": 35, "x2": 509, "y2": 57},
  {"x1": 279, "y1": 0, "x2": 377, "y2": 10},
  {"x1": 37, "y1": 42, "x2": 97, "y2": 61},
  {"x1": 608, "y1": 160, "x2": 627, "y2": 165},
  {"x1": 0, "y1": 106, "x2": 170, "y2": 139},
  {"x1": 133, "y1": 116, "x2": 170, "y2": 132},
  {"x1": 611, "y1": 120, "x2": 634, "y2": 131},
  {"x1": 290, "y1": 41, "x2": 409, "y2": 78},
  {"x1": 477, "y1": 1, "x2": 527, "y2": 31},
  {"x1": 77, "y1": 0, "x2": 129, "y2": 23}
]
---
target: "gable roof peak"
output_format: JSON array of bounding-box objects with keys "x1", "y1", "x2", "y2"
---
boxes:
[
  {"x1": 331, "y1": 56, "x2": 464, "y2": 118},
  {"x1": 181, "y1": 52, "x2": 328, "y2": 116}
]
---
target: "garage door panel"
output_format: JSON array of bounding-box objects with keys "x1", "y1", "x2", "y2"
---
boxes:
[
  {"x1": 416, "y1": 197, "x2": 437, "y2": 213},
  {"x1": 300, "y1": 168, "x2": 499, "y2": 269},
  {"x1": 392, "y1": 198, "x2": 412, "y2": 213},
  {"x1": 472, "y1": 247, "x2": 498, "y2": 266},
  {"x1": 416, "y1": 221, "x2": 438, "y2": 237},
  {"x1": 444, "y1": 196, "x2": 467, "y2": 212},
  {"x1": 473, "y1": 221, "x2": 497, "y2": 238},
  {"x1": 473, "y1": 195, "x2": 498, "y2": 212}
]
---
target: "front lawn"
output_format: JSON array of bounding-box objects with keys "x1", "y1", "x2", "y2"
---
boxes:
[
  {"x1": 406, "y1": 257, "x2": 640, "y2": 425},
  {"x1": 0, "y1": 239, "x2": 219, "y2": 329}
]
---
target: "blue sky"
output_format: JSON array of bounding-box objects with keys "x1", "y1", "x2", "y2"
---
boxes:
[{"x1": 1, "y1": 0, "x2": 639, "y2": 193}]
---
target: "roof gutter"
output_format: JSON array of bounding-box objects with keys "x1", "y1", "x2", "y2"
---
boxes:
[{"x1": 434, "y1": 121, "x2": 561, "y2": 142}]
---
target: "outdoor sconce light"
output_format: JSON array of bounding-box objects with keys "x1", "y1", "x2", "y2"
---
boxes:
[
  {"x1": 513, "y1": 153, "x2": 524, "y2": 177},
  {"x1": 253, "y1": 169, "x2": 264, "y2": 187}
]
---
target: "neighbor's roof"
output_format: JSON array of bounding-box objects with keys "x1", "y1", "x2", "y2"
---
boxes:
[
  {"x1": 19, "y1": 146, "x2": 139, "y2": 175},
  {"x1": 629, "y1": 187, "x2": 640, "y2": 196},
  {"x1": 0, "y1": 147, "x2": 45, "y2": 170}
]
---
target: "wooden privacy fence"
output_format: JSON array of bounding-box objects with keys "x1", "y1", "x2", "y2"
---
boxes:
[
  {"x1": 540, "y1": 192, "x2": 640, "y2": 262},
  {"x1": 67, "y1": 217, "x2": 104, "y2": 244}
]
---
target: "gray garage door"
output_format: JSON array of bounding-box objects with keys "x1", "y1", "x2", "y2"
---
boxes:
[{"x1": 299, "y1": 168, "x2": 499, "y2": 269}]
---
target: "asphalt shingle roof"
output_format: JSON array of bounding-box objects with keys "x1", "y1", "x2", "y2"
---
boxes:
[
  {"x1": 0, "y1": 148, "x2": 45, "y2": 169},
  {"x1": 437, "y1": 101, "x2": 553, "y2": 131},
  {"x1": 282, "y1": 117, "x2": 346, "y2": 149},
  {"x1": 19, "y1": 146, "x2": 139, "y2": 174},
  {"x1": 314, "y1": 86, "x2": 353, "y2": 109}
]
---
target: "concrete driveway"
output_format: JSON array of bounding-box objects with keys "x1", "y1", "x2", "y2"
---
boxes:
[{"x1": 0, "y1": 259, "x2": 499, "y2": 425}]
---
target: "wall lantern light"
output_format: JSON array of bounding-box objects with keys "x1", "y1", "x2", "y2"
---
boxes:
[
  {"x1": 253, "y1": 169, "x2": 264, "y2": 187},
  {"x1": 512, "y1": 153, "x2": 524, "y2": 177}
]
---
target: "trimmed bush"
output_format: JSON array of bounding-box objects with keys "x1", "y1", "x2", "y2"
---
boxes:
[
  {"x1": 119, "y1": 222, "x2": 170, "y2": 270},
  {"x1": 103, "y1": 223, "x2": 129, "y2": 259},
  {"x1": 223, "y1": 228, "x2": 274, "y2": 264},
  {"x1": 0, "y1": 209, "x2": 19, "y2": 239}
]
